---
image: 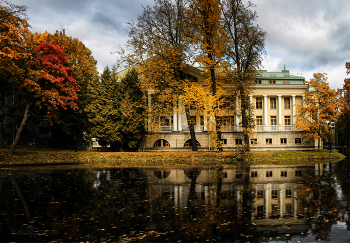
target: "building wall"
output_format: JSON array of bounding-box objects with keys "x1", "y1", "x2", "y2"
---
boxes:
[{"x1": 142, "y1": 69, "x2": 316, "y2": 151}]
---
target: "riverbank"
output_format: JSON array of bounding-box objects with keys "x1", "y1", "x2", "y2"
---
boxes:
[{"x1": 0, "y1": 148, "x2": 346, "y2": 167}]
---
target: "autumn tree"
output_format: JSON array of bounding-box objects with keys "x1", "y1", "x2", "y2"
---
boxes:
[
  {"x1": 295, "y1": 73, "x2": 338, "y2": 152},
  {"x1": 119, "y1": 0, "x2": 201, "y2": 151},
  {"x1": 336, "y1": 62, "x2": 350, "y2": 146},
  {"x1": 221, "y1": 0, "x2": 267, "y2": 150},
  {"x1": 25, "y1": 31, "x2": 99, "y2": 148},
  {"x1": 0, "y1": 1, "x2": 30, "y2": 146},
  {"x1": 185, "y1": 0, "x2": 228, "y2": 151},
  {"x1": 7, "y1": 41, "x2": 79, "y2": 155}
]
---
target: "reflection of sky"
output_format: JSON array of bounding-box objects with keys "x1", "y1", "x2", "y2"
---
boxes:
[{"x1": 288, "y1": 222, "x2": 349, "y2": 242}]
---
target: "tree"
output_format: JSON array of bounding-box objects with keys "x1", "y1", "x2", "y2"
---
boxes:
[
  {"x1": 185, "y1": 0, "x2": 228, "y2": 151},
  {"x1": 86, "y1": 66, "x2": 121, "y2": 151},
  {"x1": 8, "y1": 41, "x2": 79, "y2": 155},
  {"x1": 119, "y1": 69, "x2": 145, "y2": 150},
  {"x1": 25, "y1": 31, "x2": 99, "y2": 148},
  {"x1": 87, "y1": 67, "x2": 145, "y2": 151},
  {"x1": 336, "y1": 61, "x2": 350, "y2": 146},
  {"x1": 119, "y1": 0, "x2": 200, "y2": 151},
  {"x1": 221, "y1": 0, "x2": 267, "y2": 150},
  {"x1": 295, "y1": 73, "x2": 338, "y2": 152},
  {"x1": 0, "y1": 1, "x2": 30, "y2": 146}
]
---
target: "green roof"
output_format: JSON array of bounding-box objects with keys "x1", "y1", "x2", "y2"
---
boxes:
[{"x1": 256, "y1": 70, "x2": 305, "y2": 81}]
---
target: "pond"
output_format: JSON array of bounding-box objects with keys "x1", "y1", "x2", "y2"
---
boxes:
[{"x1": 0, "y1": 159, "x2": 349, "y2": 242}]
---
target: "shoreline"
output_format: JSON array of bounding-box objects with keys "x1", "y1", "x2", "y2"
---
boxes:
[{"x1": 0, "y1": 148, "x2": 346, "y2": 167}]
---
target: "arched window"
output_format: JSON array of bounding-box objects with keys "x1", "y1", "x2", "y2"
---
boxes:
[
  {"x1": 153, "y1": 170, "x2": 170, "y2": 179},
  {"x1": 184, "y1": 139, "x2": 201, "y2": 147},
  {"x1": 184, "y1": 169, "x2": 201, "y2": 178},
  {"x1": 153, "y1": 139, "x2": 170, "y2": 147}
]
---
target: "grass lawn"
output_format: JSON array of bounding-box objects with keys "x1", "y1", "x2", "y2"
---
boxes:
[{"x1": 0, "y1": 147, "x2": 346, "y2": 168}]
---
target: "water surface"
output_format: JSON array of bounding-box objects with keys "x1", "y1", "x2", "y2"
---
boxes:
[{"x1": 0, "y1": 160, "x2": 349, "y2": 242}]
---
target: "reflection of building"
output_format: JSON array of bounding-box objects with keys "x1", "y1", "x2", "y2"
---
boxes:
[
  {"x1": 140, "y1": 164, "x2": 323, "y2": 238},
  {"x1": 131, "y1": 67, "x2": 319, "y2": 151}
]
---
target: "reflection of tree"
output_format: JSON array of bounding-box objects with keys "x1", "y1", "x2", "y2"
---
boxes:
[{"x1": 298, "y1": 162, "x2": 349, "y2": 241}]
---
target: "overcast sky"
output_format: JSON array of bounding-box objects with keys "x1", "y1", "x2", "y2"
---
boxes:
[{"x1": 10, "y1": 0, "x2": 350, "y2": 90}]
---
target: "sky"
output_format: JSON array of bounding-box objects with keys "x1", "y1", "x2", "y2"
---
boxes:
[{"x1": 9, "y1": 0, "x2": 350, "y2": 90}]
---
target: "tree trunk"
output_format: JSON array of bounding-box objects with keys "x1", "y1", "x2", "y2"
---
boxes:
[
  {"x1": 329, "y1": 140, "x2": 332, "y2": 153},
  {"x1": 318, "y1": 138, "x2": 320, "y2": 151},
  {"x1": 185, "y1": 108, "x2": 197, "y2": 151},
  {"x1": 8, "y1": 101, "x2": 32, "y2": 156},
  {"x1": 240, "y1": 94, "x2": 250, "y2": 151}
]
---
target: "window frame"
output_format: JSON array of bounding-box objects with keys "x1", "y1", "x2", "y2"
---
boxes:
[
  {"x1": 256, "y1": 97, "x2": 262, "y2": 109},
  {"x1": 270, "y1": 97, "x2": 276, "y2": 109},
  {"x1": 284, "y1": 97, "x2": 291, "y2": 109}
]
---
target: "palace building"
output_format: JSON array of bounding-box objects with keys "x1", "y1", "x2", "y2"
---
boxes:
[{"x1": 142, "y1": 67, "x2": 317, "y2": 151}]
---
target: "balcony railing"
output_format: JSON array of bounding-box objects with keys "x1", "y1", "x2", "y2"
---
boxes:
[
  {"x1": 161, "y1": 125, "x2": 173, "y2": 131},
  {"x1": 183, "y1": 125, "x2": 204, "y2": 132},
  {"x1": 255, "y1": 125, "x2": 263, "y2": 131},
  {"x1": 220, "y1": 125, "x2": 235, "y2": 132},
  {"x1": 267, "y1": 125, "x2": 278, "y2": 131},
  {"x1": 282, "y1": 125, "x2": 292, "y2": 131}
]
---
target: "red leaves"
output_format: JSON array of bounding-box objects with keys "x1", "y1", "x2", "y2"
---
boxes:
[{"x1": 24, "y1": 41, "x2": 79, "y2": 118}]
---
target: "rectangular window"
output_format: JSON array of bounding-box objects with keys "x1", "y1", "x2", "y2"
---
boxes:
[
  {"x1": 266, "y1": 171, "x2": 272, "y2": 177},
  {"x1": 271, "y1": 190, "x2": 278, "y2": 199},
  {"x1": 295, "y1": 138, "x2": 301, "y2": 144},
  {"x1": 282, "y1": 80, "x2": 290, "y2": 84},
  {"x1": 235, "y1": 139, "x2": 242, "y2": 145},
  {"x1": 256, "y1": 80, "x2": 262, "y2": 84},
  {"x1": 218, "y1": 116, "x2": 235, "y2": 126},
  {"x1": 284, "y1": 116, "x2": 291, "y2": 126},
  {"x1": 221, "y1": 139, "x2": 227, "y2": 145},
  {"x1": 266, "y1": 138, "x2": 272, "y2": 145},
  {"x1": 251, "y1": 171, "x2": 258, "y2": 177},
  {"x1": 285, "y1": 204, "x2": 292, "y2": 216},
  {"x1": 269, "y1": 80, "x2": 276, "y2": 84},
  {"x1": 256, "y1": 116, "x2": 262, "y2": 125},
  {"x1": 285, "y1": 189, "x2": 292, "y2": 198},
  {"x1": 272, "y1": 204, "x2": 279, "y2": 216},
  {"x1": 256, "y1": 97, "x2": 262, "y2": 109},
  {"x1": 284, "y1": 97, "x2": 290, "y2": 109},
  {"x1": 270, "y1": 116, "x2": 277, "y2": 125},
  {"x1": 270, "y1": 97, "x2": 276, "y2": 109},
  {"x1": 295, "y1": 171, "x2": 302, "y2": 177},
  {"x1": 280, "y1": 138, "x2": 287, "y2": 144},
  {"x1": 257, "y1": 190, "x2": 264, "y2": 198},
  {"x1": 189, "y1": 116, "x2": 196, "y2": 125},
  {"x1": 251, "y1": 139, "x2": 257, "y2": 145},
  {"x1": 257, "y1": 205, "x2": 264, "y2": 217},
  {"x1": 281, "y1": 171, "x2": 287, "y2": 177}
]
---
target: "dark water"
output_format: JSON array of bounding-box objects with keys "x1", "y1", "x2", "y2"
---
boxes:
[{"x1": 0, "y1": 160, "x2": 349, "y2": 242}]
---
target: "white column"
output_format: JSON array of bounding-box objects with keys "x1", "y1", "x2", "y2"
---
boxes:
[
  {"x1": 277, "y1": 95, "x2": 282, "y2": 126},
  {"x1": 292, "y1": 95, "x2": 296, "y2": 129},
  {"x1": 204, "y1": 111, "x2": 208, "y2": 131},
  {"x1": 235, "y1": 93, "x2": 240, "y2": 131},
  {"x1": 279, "y1": 189, "x2": 284, "y2": 218},
  {"x1": 249, "y1": 95, "x2": 253, "y2": 115},
  {"x1": 265, "y1": 184, "x2": 270, "y2": 218},
  {"x1": 174, "y1": 186, "x2": 179, "y2": 207},
  {"x1": 293, "y1": 189, "x2": 297, "y2": 218},
  {"x1": 178, "y1": 98, "x2": 182, "y2": 131},
  {"x1": 263, "y1": 95, "x2": 268, "y2": 130},
  {"x1": 173, "y1": 108, "x2": 178, "y2": 131}
]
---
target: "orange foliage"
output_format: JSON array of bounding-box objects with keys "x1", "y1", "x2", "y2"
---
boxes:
[{"x1": 295, "y1": 73, "x2": 337, "y2": 144}]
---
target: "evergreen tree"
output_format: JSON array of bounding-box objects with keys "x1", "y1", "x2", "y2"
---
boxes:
[
  {"x1": 119, "y1": 69, "x2": 145, "y2": 151},
  {"x1": 87, "y1": 66, "x2": 122, "y2": 150}
]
